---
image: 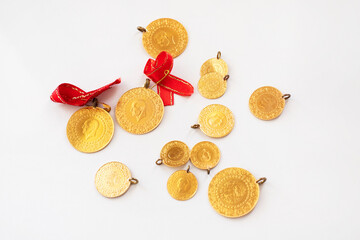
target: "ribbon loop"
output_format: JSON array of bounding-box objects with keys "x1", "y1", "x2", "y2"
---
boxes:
[
  {"x1": 144, "y1": 51, "x2": 193, "y2": 106},
  {"x1": 50, "y1": 79, "x2": 121, "y2": 106}
]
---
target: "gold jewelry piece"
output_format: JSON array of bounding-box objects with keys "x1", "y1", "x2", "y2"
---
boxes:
[
  {"x1": 115, "y1": 82, "x2": 164, "y2": 134},
  {"x1": 167, "y1": 166, "x2": 198, "y2": 201},
  {"x1": 208, "y1": 167, "x2": 266, "y2": 218},
  {"x1": 249, "y1": 86, "x2": 291, "y2": 120},
  {"x1": 95, "y1": 161, "x2": 138, "y2": 198},
  {"x1": 190, "y1": 141, "x2": 220, "y2": 174},
  {"x1": 138, "y1": 18, "x2": 188, "y2": 58},
  {"x1": 192, "y1": 104, "x2": 235, "y2": 138},
  {"x1": 200, "y1": 51, "x2": 228, "y2": 76},
  {"x1": 67, "y1": 105, "x2": 114, "y2": 153},
  {"x1": 156, "y1": 140, "x2": 190, "y2": 167}
]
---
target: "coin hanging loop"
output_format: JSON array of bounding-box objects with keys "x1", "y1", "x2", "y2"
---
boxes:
[
  {"x1": 256, "y1": 177, "x2": 267, "y2": 185},
  {"x1": 137, "y1": 26, "x2": 147, "y2": 32},
  {"x1": 191, "y1": 124, "x2": 200, "y2": 129},
  {"x1": 282, "y1": 94, "x2": 291, "y2": 100},
  {"x1": 129, "y1": 178, "x2": 139, "y2": 184},
  {"x1": 156, "y1": 159, "x2": 163, "y2": 165}
]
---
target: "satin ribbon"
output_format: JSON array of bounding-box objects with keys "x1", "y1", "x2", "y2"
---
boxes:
[
  {"x1": 144, "y1": 51, "x2": 194, "y2": 106},
  {"x1": 50, "y1": 79, "x2": 121, "y2": 106}
]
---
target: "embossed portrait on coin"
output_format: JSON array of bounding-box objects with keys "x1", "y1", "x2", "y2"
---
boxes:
[
  {"x1": 153, "y1": 29, "x2": 177, "y2": 48},
  {"x1": 82, "y1": 118, "x2": 100, "y2": 140},
  {"x1": 130, "y1": 100, "x2": 147, "y2": 122},
  {"x1": 221, "y1": 179, "x2": 247, "y2": 205},
  {"x1": 207, "y1": 112, "x2": 226, "y2": 129},
  {"x1": 198, "y1": 148, "x2": 211, "y2": 162},
  {"x1": 257, "y1": 94, "x2": 277, "y2": 112},
  {"x1": 177, "y1": 177, "x2": 190, "y2": 193},
  {"x1": 107, "y1": 171, "x2": 121, "y2": 188},
  {"x1": 167, "y1": 147, "x2": 184, "y2": 160}
]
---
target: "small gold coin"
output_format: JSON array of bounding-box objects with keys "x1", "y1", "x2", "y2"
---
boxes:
[
  {"x1": 116, "y1": 87, "x2": 164, "y2": 134},
  {"x1": 95, "y1": 162, "x2": 134, "y2": 198},
  {"x1": 197, "y1": 104, "x2": 235, "y2": 138},
  {"x1": 198, "y1": 72, "x2": 227, "y2": 99},
  {"x1": 208, "y1": 168, "x2": 260, "y2": 218},
  {"x1": 167, "y1": 170, "x2": 198, "y2": 201},
  {"x1": 249, "y1": 86, "x2": 286, "y2": 120},
  {"x1": 160, "y1": 141, "x2": 190, "y2": 167},
  {"x1": 200, "y1": 58, "x2": 228, "y2": 76},
  {"x1": 142, "y1": 18, "x2": 188, "y2": 58},
  {"x1": 190, "y1": 141, "x2": 220, "y2": 171},
  {"x1": 66, "y1": 107, "x2": 114, "y2": 153}
]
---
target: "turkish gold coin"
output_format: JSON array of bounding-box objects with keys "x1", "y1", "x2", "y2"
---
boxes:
[
  {"x1": 190, "y1": 141, "x2": 220, "y2": 171},
  {"x1": 167, "y1": 170, "x2": 198, "y2": 201},
  {"x1": 197, "y1": 104, "x2": 235, "y2": 138},
  {"x1": 95, "y1": 162, "x2": 133, "y2": 198},
  {"x1": 198, "y1": 72, "x2": 227, "y2": 99},
  {"x1": 208, "y1": 168, "x2": 260, "y2": 218},
  {"x1": 249, "y1": 86, "x2": 286, "y2": 120},
  {"x1": 160, "y1": 141, "x2": 190, "y2": 167},
  {"x1": 116, "y1": 87, "x2": 164, "y2": 134},
  {"x1": 200, "y1": 58, "x2": 228, "y2": 76},
  {"x1": 66, "y1": 107, "x2": 114, "y2": 153},
  {"x1": 142, "y1": 18, "x2": 188, "y2": 58}
]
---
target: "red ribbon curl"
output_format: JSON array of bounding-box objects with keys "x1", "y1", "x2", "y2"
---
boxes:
[
  {"x1": 144, "y1": 51, "x2": 193, "y2": 106},
  {"x1": 50, "y1": 79, "x2": 121, "y2": 106}
]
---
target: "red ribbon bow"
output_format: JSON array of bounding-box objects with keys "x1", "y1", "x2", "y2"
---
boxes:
[
  {"x1": 144, "y1": 51, "x2": 194, "y2": 106},
  {"x1": 50, "y1": 79, "x2": 121, "y2": 106}
]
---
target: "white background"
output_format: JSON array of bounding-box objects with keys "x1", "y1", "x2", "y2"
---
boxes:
[{"x1": 1, "y1": 0, "x2": 359, "y2": 239}]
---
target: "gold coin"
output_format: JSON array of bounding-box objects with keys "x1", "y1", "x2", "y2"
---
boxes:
[
  {"x1": 167, "y1": 170, "x2": 198, "y2": 201},
  {"x1": 190, "y1": 141, "x2": 220, "y2": 171},
  {"x1": 198, "y1": 72, "x2": 227, "y2": 99},
  {"x1": 208, "y1": 168, "x2": 260, "y2": 218},
  {"x1": 198, "y1": 104, "x2": 235, "y2": 138},
  {"x1": 95, "y1": 162, "x2": 132, "y2": 198},
  {"x1": 66, "y1": 107, "x2": 114, "y2": 153},
  {"x1": 115, "y1": 87, "x2": 164, "y2": 134},
  {"x1": 160, "y1": 141, "x2": 190, "y2": 167},
  {"x1": 200, "y1": 58, "x2": 228, "y2": 76},
  {"x1": 142, "y1": 18, "x2": 188, "y2": 58},
  {"x1": 249, "y1": 86, "x2": 285, "y2": 120}
]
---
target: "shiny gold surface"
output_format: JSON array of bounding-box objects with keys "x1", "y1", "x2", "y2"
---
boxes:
[
  {"x1": 95, "y1": 162, "x2": 132, "y2": 198},
  {"x1": 249, "y1": 86, "x2": 285, "y2": 120},
  {"x1": 167, "y1": 170, "x2": 198, "y2": 201},
  {"x1": 66, "y1": 107, "x2": 114, "y2": 153},
  {"x1": 208, "y1": 168, "x2": 260, "y2": 218},
  {"x1": 197, "y1": 104, "x2": 234, "y2": 138},
  {"x1": 115, "y1": 87, "x2": 164, "y2": 134},
  {"x1": 142, "y1": 18, "x2": 188, "y2": 58},
  {"x1": 200, "y1": 58, "x2": 228, "y2": 76},
  {"x1": 160, "y1": 141, "x2": 190, "y2": 167},
  {"x1": 198, "y1": 72, "x2": 227, "y2": 99},
  {"x1": 190, "y1": 141, "x2": 220, "y2": 170}
]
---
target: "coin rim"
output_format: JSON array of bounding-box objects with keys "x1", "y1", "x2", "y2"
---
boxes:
[
  {"x1": 190, "y1": 141, "x2": 221, "y2": 170},
  {"x1": 198, "y1": 72, "x2": 227, "y2": 99},
  {"x1": 160, "y1": 140, "x2": 190, "y2": 167},
  {"x1": 167, "y1": 170, "x2": 198, "y2": 201}
]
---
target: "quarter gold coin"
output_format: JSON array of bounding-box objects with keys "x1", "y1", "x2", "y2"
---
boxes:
[
  {"x1": 197, "y1": 104, "x2": 235, "y2": 138},
  {"x1": 116, "y1": 87, "x2": 164, "y2": 134},
  {"x1": 160, "y1": 141, "x2": 190, "y2": 167},
  {"x1": 249, "y1": 86, "x2": 286, "y2": 120},
  {"x1": 200, "y1": 58, "x2": 228, "y2": 76},
  {"x1": 190, "y1": 141, "x2": 220, "y2": 171},
  {"x1": 142, "y1": 18, "x2": 188, "y2": 58},
  {"x1": 66, "y1": 107, "x2": 114, "y2": 153},
  {"x1": 167, "y1": 170, "x2": 198, "y2": 201},
  {"x1": 208, "y1": 168, "x2": 260, "y2": 218},
  {"x1": 95, "y1": 162, "x2": 132, "y2": 198},
  {"x1": 198, "y1": 72, "x2": 227, "y2": 99}
]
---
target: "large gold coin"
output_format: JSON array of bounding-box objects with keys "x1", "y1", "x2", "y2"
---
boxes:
[
  {"x1": 95, "y1": 162, "x2": 133, "y2": 198},
  {"x1": 190, "y1": 141, "x2": 220, "y2": 171},
  {"x1": 142, "y1": 18, "x2": 188, "y2": 58},
  {"x1": 66, "y1": 107, "x2": 114, "y2": 153},
  {"x1": 198, "y1": 72, "x2": 227, "y2": 99},
  {"x1": 167, "y1": 170, "x2": 198, "y2": 201},
  {"x1": 200, "y1": 58, "x2": 228, "y2": 76},
  {"x1": 160, "y1": 141, "x2": 190, "y2": 167},
  {"x1": 249, "y1": 86, "x2": 285, "y2": 120},
  {"x1": 116, "y1": 87, "x2": 164, "y2": 134},
  {"x1": 197, "y1": 104, "x2": 235, "y2": 138},
  {"x1": 208, "y1": 168, "x2": 260, "y2": 218}
]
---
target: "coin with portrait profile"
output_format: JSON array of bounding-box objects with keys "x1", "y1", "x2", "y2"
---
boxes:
[
  {"x1": 66, "y1": 107, "x2": 114, "y2": 153},
  {"x1": 158, "y1": 141, "x2": 190, "y2": 167},
  {"x1": 190, "y1": 141, "x2": 220, "y2": 171},
  {"x1": 167, "y1": 169, "x2": 198, "y2": 201},
  {"x1": 198, "y1": 72, "x2": 227, "y2": 99},
  {"x1": 140, "y1": 18, "x2": 188, "y2": 58},
  {"x1": 115, "y1": 87, "x2": 164, "y2": 134},
  {"x1": 200, "y1": 57, "x2": 228, "y2": 77}
]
